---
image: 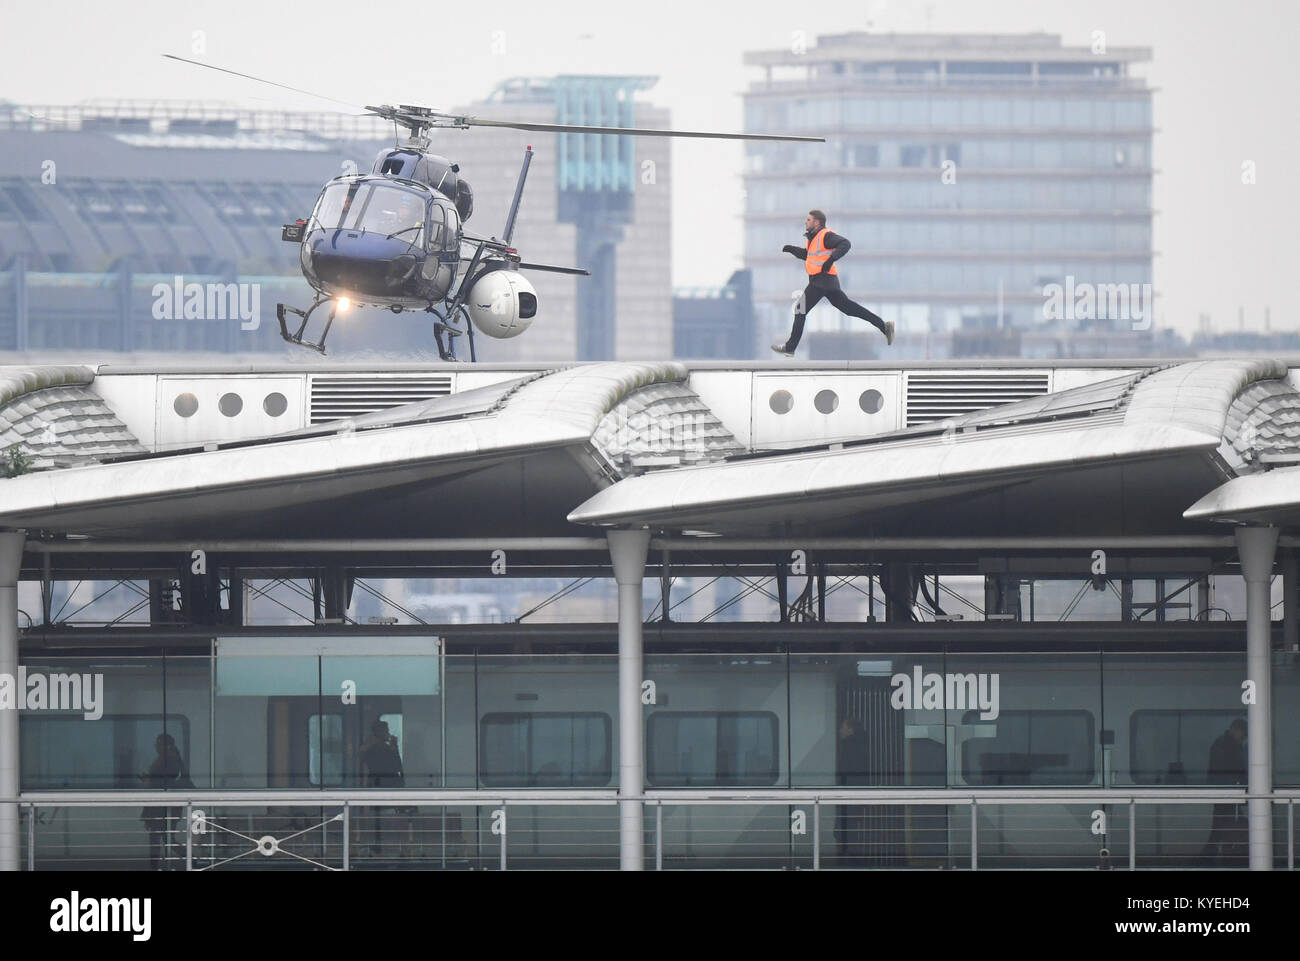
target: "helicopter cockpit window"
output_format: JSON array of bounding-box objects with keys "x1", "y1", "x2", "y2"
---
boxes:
[{"x1": 310, "y1": 181, "x2": 428, "y2": 245}]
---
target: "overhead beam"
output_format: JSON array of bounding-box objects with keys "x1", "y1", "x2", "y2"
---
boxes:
[{"x1": 22, "y1": 535, "x2": 1282, "y2": 554}]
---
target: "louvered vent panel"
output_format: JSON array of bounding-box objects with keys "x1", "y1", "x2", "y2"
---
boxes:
[
  {"x1": 905, "y1": 372, "x2": 1050, "y2": 427},
  {"x1": 309, "y1": 374, "x2": 452, "y2": 424}
]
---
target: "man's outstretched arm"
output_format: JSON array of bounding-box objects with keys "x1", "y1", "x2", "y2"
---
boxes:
[
  {"x1": 782, "y1": 244, "x2": 808, "y2": 260},
  {"x1": 823, "y1": 232, "x2": 851, "y2": 268}
]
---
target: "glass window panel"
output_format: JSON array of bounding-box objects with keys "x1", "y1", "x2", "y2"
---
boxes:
[
  {"x1": 982, "y1": 99, "x2": 1011, "y2": 125},
  {"x1": 932, "y1": 97, "x2": 959, "y2": 125},
  {"x1": 960, "y1": 710, "x2": 1096, "y2": 785},
  {"x1": 1033, "y1": 98, "x2": 1062, "y2": 126},
  {"x1": 19, "y1": 657, "x2": 169, "y2": 790},
  {"x1": 479, "y1": 712, "x2": 612, "y2": 787},
  {"x1": 947, "y1": 655, "x2": 1100, "y2": 787},
  {"x1": 473, "y1": 652, "x2": 617, "y2": 788},
  {"x1": 1129, "y1": 710, "x2": 1245, "y2": 785},
  {"x1": 647, "y1": 712, "x2": 778, "y2": 786},
  {"x1": 307, "y1": 714, "x2": 344, "y2": 787},
  {"x1": 1104, "y1": 654, "x2": 1244, "y2": 786},
  {"x1": 214, "y1": 654, "x2": 319, "y2": 788},
  {"x1": 1064, "y1": 99, "x2": 1092, "y2": 127},
  {"x1": 1274, "y1": 654, "x2": 1300, "y2": 784}
]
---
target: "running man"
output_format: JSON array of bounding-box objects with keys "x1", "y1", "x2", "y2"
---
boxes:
[{"x1": 772, "y1": 209, "x2": 894, "y2": 356}]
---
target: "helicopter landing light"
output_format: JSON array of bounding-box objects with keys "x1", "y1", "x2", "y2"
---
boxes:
[{"x1": 336, "y1": 297, "x2": 352, "y2": 313}]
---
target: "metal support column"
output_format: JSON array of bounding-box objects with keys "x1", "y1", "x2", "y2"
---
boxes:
[
  {"x1": 0, "y1": 531, "x2": 26, "y2": 872},
  {"x1": 1236, "y1": 525, "x2": 1278, "y2": 871},
  {"x1": 1283, "y1": 550, "x2": 1298, "y2": 654},
  {"x1": 13, "y1": 256, "x2": 28, "y2": 352},
  {"x1": 659, "y1": 549, "x2": 671, "y2": 623},
  {"x1": 608, "y1": 527, "x2": 650, "y2": 871},
  {"x1": 812, "y1": 801, "x2": 820, "y2": 870}
]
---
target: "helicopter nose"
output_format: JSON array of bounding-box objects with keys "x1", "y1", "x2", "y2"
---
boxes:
[
  {"x1": 309, "y1": 251, "x2": 393, "y2": 294},
  {"x1": 307, "y1": 234, "x2": 424, "y2": 296}
]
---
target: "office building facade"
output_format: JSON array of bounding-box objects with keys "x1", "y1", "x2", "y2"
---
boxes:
[{"x1": 742, "y1": 32, "x2": 1155, "y2": 360}]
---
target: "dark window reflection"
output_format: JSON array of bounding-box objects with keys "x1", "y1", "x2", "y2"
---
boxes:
[
  {"x1": 961, "y1": 710, "x2": 1094, "y2": 786},
  {"x1": 22, "y1": 714, "x2": 190, "y2": 790},
  {"x1": 648, "y1": 711, "x2": 779, "y2": 787},
  {"x1": 1130, "y1": 709, "x2": 1246, "y2": 785},
  {"x1": 479, "y1": 712, "x2": 612, "y2": 787}
]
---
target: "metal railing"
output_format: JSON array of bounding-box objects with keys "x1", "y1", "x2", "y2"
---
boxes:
[{"x1": 10, "y1": 788, "x2": 1295, "y2": 871}]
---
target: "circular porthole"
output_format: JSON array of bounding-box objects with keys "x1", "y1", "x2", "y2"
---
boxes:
[
  {"x1": 814, "y1": 389, "x2": 839, "y2": 414},
  {"x1": 859, "y1": 389, "x2": 884, "y2": 414},
  {"x1": 769, "y1": 389, "x2": 794, "y2": 415},
  {"x1": 173, "y1": 393, "x2": 198, "y2": 418},
  {"x1": 263, "y1": 392, "x2": 288, "y2": 417},
  {"x1": 218, "y1": 392, "x2": 244, "y2": 417}
]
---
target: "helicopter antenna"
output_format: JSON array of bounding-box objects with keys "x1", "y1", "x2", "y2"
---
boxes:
[{"x1": 503, "y1": 146, "x2": 534, "y2": 246}]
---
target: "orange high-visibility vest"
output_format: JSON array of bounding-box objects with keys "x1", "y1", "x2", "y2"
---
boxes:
[{"x1": 805, "y1": 227, "x2": 838, "y2": 276}]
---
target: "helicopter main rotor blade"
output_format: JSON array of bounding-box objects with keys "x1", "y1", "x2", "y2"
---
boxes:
[
  {"x1": 163, "y1": 56, "x2": 820, "y2": 143},
  {"x1": 456, "y1": 116, "x2": 822, "y2": 142},
  {"x1": 162, "y1": 54, "x2": 365, "y2": 111}
]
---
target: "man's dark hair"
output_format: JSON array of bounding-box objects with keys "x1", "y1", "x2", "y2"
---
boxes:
[{"x1": 809, "y1": 209, "x2": 827, "y2": 227}]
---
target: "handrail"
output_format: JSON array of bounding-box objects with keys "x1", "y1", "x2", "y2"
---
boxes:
[{"x1": 8, "y1": 787, "x2": 1287, "y2": 806}]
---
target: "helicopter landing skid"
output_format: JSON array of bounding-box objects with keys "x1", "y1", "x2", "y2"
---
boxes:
[
  {"x1": 429, "y1": 304, "x2": 476, "y2": 363},
  {"x1": 277, "y1": 296, "x2": 336, "y2": 354}
]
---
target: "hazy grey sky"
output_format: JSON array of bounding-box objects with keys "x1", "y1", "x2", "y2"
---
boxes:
[{"x1": 1, "y1": 0, "x2": 1295, "y2": 334}]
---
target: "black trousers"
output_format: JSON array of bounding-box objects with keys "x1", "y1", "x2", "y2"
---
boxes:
[
  {"x1": 1204, "y1": 802, "x2": 1246, "y2": 862},
  {"x1": 784, "y1": 282, "x2": 887, "y2": 350}
]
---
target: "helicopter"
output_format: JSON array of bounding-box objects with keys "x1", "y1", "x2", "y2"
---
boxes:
[{"x1": 164, "y1": 55, "x2": 822, "y2": 361}]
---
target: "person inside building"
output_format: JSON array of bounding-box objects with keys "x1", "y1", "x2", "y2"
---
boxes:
[
  {"x1": 835, "y1": 716, "x2": 872, "y2": 863},
  {"x1": 138, "y1": 732, "x2": 193, "y2": 870},
  {"x1": 772, "y1": 209, "x2": 894, "y2": 356},
  {"x1": 359, "y1": 718, "x2": 405, "y2": 857},
  {"x1": 1202, "y1": 718, "x2": 1247, "y2": 864}
]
